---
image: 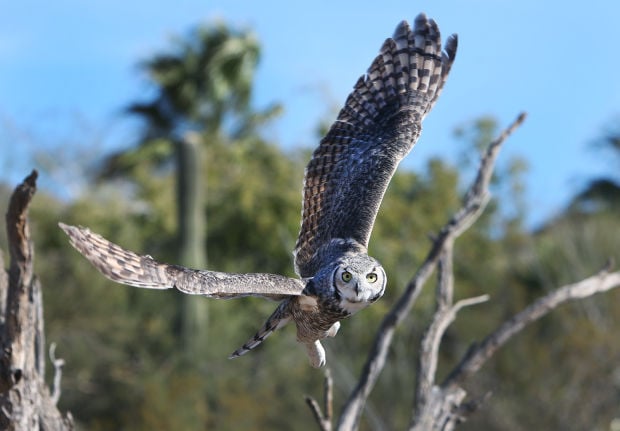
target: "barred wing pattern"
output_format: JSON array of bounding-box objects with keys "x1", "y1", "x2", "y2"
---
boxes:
[
  {"x1": 60, "y1": 223, "x2": 304, "y2": 300},
  {"x1": 294, "y1": 14, "x2": 457, "y2": 277}
]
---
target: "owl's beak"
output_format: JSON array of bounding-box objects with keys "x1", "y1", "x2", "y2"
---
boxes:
[{"x1": 354, "y1": 282, "x2": 361, "y2": 295}]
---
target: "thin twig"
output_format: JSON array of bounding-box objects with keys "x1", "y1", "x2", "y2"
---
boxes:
[
  {"x1": 324, "y1": 368, "x2": 333, "y2": 424},
  {"x1": 306, "y1": 397, "x2": 328, "y2": 431},
  {"x1": 336, "y1": 113, "x2": 527, "y2": 431},
  {"x1": 49, "y1": 343, "x2": 65, "y2": 405},
  {"x1": 305, "y1": 369, "x2": 334, "y2": 431},
  {"x1": 0, "y1": 249, "x2": 7, "y2": 326}
]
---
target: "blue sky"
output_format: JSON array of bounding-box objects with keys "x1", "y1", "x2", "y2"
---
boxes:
[{"x1": 1, "y1": 0, "x2": 619, "y2": 226}]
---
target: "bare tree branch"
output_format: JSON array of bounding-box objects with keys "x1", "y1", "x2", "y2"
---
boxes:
[
  {"x1": 336, "y1": 113, "x2": 527, "y2": 431},
  {"x1": 443, "y1": 264, "x2": 620, "y2": 388},
  {"x1": 403, "y1": 264, "x2": 620, "y2": 430},
  {"x1": 0, "y1": 249, "x2": 7, "y2": 327},
  {"x1": 323, "y1": 368, "x2": 333, "y2": 425},
  {"x1": 412, "y1": 242, "x2": 489, "y2": 429},
  {"x1": 306, "y1": 397, "x2": 328, "y2": 431},
  {"x1": 414, "y1": 290, "x2": 487, "y2": 424},
  {"x1": 415, "y1": 245, "x2": 455, "y2": 415},
  {"x1": 49, "y1": 343, "x2": 65, "y2": 406},
  {"x1": 305, "y1": 369, "x2": 334, "y2": 431},
  {"x1": 436, "y1": 244, "x2": 454, "y2": 309}
]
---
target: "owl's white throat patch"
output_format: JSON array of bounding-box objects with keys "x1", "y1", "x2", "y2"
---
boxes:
[{"x1": 339, "y1": 295, "x2": 372, "y2": 314}]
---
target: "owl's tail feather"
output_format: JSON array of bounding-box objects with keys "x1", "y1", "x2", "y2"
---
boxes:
[
  {"x1": 229, "y1": 300, "x2": 292, "y2": 359},
  {"x1": 340, "y1": 13, "x2": 458, "y2": 129}
]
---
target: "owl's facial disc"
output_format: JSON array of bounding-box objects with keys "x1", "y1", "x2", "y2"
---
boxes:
[{"x1": 333, "y1": 261, "x2": 386, "y2": 314}]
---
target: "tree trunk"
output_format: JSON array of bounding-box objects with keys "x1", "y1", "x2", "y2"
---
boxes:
[
  {"x1": 176, "y1": 134, "x2": 208, "y2": 356},
  {"x1": 0, "y1": 170, "x2": 73, "y2": 430}
]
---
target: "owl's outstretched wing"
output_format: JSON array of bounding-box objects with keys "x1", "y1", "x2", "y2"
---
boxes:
[
  {"x1": 59, "y1": 223, "x2": 304, "y2": 300},
  {"x1": 294, "y1": 13, "x2": 457, "y2": 277}
]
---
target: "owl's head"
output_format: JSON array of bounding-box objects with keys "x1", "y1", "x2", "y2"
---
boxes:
[{"x1": 332, "y1": 254, "x2": 386, "y2": 314}]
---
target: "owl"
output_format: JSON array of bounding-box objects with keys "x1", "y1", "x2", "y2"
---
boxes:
[{"x1": 60, "y1": 13, "x2": 457, "y2": 368}]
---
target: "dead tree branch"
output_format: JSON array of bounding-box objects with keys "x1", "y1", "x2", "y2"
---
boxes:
[
  {"x1": 414, "y1": 245, "x2": 489, "y2": 420},
  {"x1": 443, "y1": 263, "x2": 620, "y2": 388},
  {"x1": 335, "y1": 113, "x2": 527, "y2": 431},
  {"x1": 406, "y1": 263, "x2": 620, "y2": 431},
  {"x1": 305, "y1": 369, "x2": 334, "y2": 431},
  {"x1": 49, "y1": 343, "x2": 65, "y2": 406},
  {"x1": 0, "y1": 170, "x2": 73, "y2": 430},
  {"x1": 410, "y1": 244, "x2": 489, "y2": 431}
]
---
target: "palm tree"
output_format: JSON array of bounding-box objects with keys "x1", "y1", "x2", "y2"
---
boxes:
[{"x1": 101, "y1": 22, "x2": 279, "y2": 356}]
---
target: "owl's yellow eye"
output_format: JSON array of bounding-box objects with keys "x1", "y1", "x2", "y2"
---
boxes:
[
  {"x1": 366, "y1": 272, "x2": 378, "y2": 283},
  {"x1": 341, "y1": 271, "x2": 353, "y2": 282}
]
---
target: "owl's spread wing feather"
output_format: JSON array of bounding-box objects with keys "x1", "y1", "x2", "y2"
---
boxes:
[
  {"x1": 59, "y1": 223, "x2": 304, "y2": 300},
  {"x1": 294, "y1": 14, "x2": 457, "y2": 277}
]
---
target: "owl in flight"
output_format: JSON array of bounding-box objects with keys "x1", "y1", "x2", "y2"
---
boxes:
[{"x1": 60, "y1": 13, "x2": 457, "y2": 368}]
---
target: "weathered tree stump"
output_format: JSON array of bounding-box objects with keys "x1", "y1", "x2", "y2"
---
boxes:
[{"x1": 0, "y1": 170, "x2": 73, "y2": 430}]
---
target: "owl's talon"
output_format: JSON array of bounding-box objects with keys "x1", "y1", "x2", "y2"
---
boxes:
[
  {"x1": 306, "y1": 340, "x2": 326, "y2": 368},
  {"x1": 327, "y1": 322, "x2": 340, "y2": 338}
]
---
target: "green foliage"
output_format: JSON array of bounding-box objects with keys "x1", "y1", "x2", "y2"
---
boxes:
[
  {"x1": 6, "y1": 110, "x2": 620, "y2": 429},
  {"x1": 461, "y1": 208, "x2": 620, "y2": 431},
  {"x1": 204, "y1": 135, "x2": 304, "y2": 276},
  {"x1": 569, "y1": 121, "x2": 620, "y2": 213},
  {"x1": 3, "y1": 19, "x2": 619, "y2": 431}
]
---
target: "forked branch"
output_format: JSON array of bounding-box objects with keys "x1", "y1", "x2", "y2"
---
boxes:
[
  {"x1": 443, "y1": 262, "x2": 620, "y2": 388},
  {"x1": 406, "y1": 262, "x2": 620, "y2": 431},
  {"x1": 305, "y1": 369, "x2": 334, "y2": 431},
  {"x1": 414, "y1": 244, "x2": 489, "y2": 416},
  {"x1": 334, "y1": 113, "x2": 527, "y2": 431}
]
